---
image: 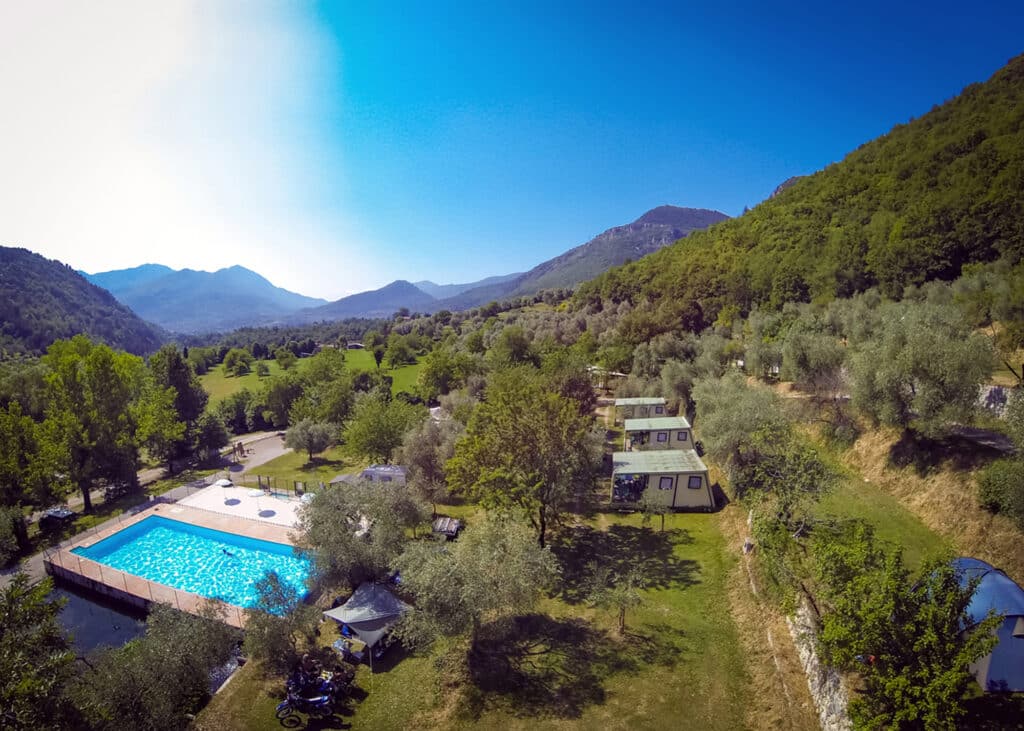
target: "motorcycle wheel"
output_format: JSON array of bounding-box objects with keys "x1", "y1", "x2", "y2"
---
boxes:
[{"x1": 275, "y1": 702, "x2": 293, "y2": 720}]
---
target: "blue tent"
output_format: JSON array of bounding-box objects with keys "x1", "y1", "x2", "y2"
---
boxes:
[{"x1": 953, "y1": 557, "x2": 1024, "y2": 692}]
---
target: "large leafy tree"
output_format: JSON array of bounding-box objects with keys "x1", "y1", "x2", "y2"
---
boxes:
[
  {"x1": 148, "y1": 344, "x2": 207, "y2": 468},
  {"x1": 0, "y1": 402, "x2": 53, "y2": 553},
  {"x1": 392, "y1": 514, "x2": 559, "y2": 647},
  {"x1": 42, "y1": 336, "x2": 162, "y2": 511},
  {"x1": 447, "y1": 368, "x2": 600, "y2": 547},
  {"x1": 284, "y1": 418, "x2": 335, "y2": 461},
  {"x1": 812, "y1": 524, "x2": 1000, "y2": 730},
  {"x1": 0, "y1": 574, "x2": 77, "y2": 730},
  {"x1": 343, "y1": 394, "x2": 424, "y2": 464},
  {"x1": 298, "y1": 481, "x2": 429, "y2": 589}
]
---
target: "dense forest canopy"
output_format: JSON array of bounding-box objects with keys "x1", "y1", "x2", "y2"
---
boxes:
[{"x1": 0, "y1": 247, "x2": 165, "y2": 358}]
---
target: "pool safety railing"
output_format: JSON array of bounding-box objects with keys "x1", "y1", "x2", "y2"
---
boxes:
[{"x1": 44, "y1": 542, "x2": 247, "y2": 628}]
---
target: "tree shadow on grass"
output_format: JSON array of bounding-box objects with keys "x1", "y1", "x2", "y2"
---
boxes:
[
  {"x1": 888, "y1": 429, "x2": 1008, "y2": 476},
  {"x1": 300, "y1": 458, "x2": 347, "y2": 472},
  {"x1": 550, "y1": 524, "x2": 701, "y2": 604},
  {"x1": 463, "y1": 614, "x2": 682, "y2": 720}
]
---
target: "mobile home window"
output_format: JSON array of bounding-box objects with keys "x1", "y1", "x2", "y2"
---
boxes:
[
  {"x1": 656, "y1": 432, "x2": 668, "y2": 442},
  {"x1": 676, "y1": 431, "x2": 688, "y2": 441},
  {"x1": 658, "y1": 476, "x2": 674, "y2": 490},
  {"x1": 687, "y1": 475, "x2": 702, "y2": 489},
  {"x1": 654, "y1": 405, "x2": 665, "y2": 414}
]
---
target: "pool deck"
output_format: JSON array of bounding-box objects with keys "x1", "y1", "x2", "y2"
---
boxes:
[
  {"x1": 178, "y1": 484, "x2": 303, "y2": 527},
  {"x1": 43, "y1": 502, "x2": 302, "y2": 629}
]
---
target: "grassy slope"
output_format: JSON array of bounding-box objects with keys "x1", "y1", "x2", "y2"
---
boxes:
[
  {"x1": 195, "y1": 510, "x2": 751, "y2": 731},
  {"x1": 199, "y1": 351, "x2": 423, "y2": 406},
  {"x1": 812, "y1": 437, "x2": 950, "y2": 570}
]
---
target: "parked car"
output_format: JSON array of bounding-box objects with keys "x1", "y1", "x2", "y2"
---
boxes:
[{"x1": 39, "y1": 506, "x2": 77, "y2": 531}]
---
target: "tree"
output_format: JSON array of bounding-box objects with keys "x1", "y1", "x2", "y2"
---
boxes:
[
  {"x1": 72, "y1": 602, "x2": 240, "y2": 731},
  {"x1": 692, "y1": 372, "x2": 790, "y2": 482},
  {"x1": 0, "y1": 401, "x2": 53, "y2": 553},
  {"x1": 0, "y1": 574, "x2": 76, "y2": 730},
  {"x1": 487, "y1": 325, "x2": 538, "y2": 366},
  {"x1": 447, "y1": 368, "x2": 600, "y2": 547},
  {"x1": 222, "y1": 347, "x2": 254, "y2": 377},
  {"x1": 298, "y1": 481, "x2": 428, "y2": 588},
  {"x1": 42, "y1": 337, "x2": 149, "y2": 512},
  {"x1": 148, "y1": 344, "x2": 208, "y2": 430},
  {"x1": 260, "y1": 374, "x2": 304, "y2": 428},
  {"x1": 812, "y1": 525, "x2": 1000, "y2": 730},
  {"x1": 343, "y1": 394, "x2": 423, "y2": 464},
  {"x1": 285, "y1": 419, "x2": 335, "y2": 461},
  {"x1": 397, "y1": 417, "x2": 464, "y2": 514},
  {"x1": 137, "y1": 382, "x2": 187, "y2": 474},
  {"x1": 584, "y1": 562, "x2": 646, "y2": 635},
  {"x1": 417, "y1": 347, "x2": 475, "y2": 401},
  {"x1": 275, "y1": 347, "x2": 298, "y2": 371},
  {"x1": 195, "y1": 412, "x2": 229, "y2": 463},
  {"x1": 850, "y1": 301, "x2": 993, "y2": 437},
  {"x1": 255, "y1": 361, "x2": 270, "y2": 378},
  {"x1": 541, "y1": 350, "x2": 598, "y2": 416},
  {"x1": 243, "y1": 572, "x2": 319, "y2": 673},
  {"x1": 384, "y1": 334, "x2": 416, "y2": 368},
  {"x1": 392, "y1": 514, "x2": 559, "y2": 648}
]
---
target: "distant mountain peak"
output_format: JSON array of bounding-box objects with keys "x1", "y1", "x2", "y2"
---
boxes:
[{"x1": 634, "y1": 205, "x2": 728, "y2": 228}]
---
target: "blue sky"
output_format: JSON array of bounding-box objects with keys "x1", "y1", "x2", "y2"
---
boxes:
[{"x1": 1, "y1": 1, "x2": 1022, "y2": 299}]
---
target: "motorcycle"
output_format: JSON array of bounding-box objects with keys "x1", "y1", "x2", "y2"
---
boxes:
[{"x1": 275, "y1": 690, "x2": 334, "y2": 719}]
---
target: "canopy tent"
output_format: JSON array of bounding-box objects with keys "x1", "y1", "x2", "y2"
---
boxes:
[
  {"x1": 323, "y1": 582, "x2": 409, "y2": 649},
  {"x1": 953, "y1": 557, "x2": 1024, "y2": 692}
]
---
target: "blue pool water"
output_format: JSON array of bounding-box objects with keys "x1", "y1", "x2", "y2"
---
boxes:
[{"x1": 71, "y1": 516, "x2": 311, "y2": 608}]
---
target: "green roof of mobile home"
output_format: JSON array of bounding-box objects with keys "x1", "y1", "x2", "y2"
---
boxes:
[
  {"x1": 624, "y1": 416, "x2": 692, "y2": 431},
  {"x1": 614, "y1": 397, "x2": 666, "y2": 406},
  {"x1": 612, "y1": 450, "x2": 707, "y2": 474}
]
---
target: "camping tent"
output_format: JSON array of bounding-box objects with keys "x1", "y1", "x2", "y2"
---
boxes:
[
  {"x1": 953, "y1": 557, "x2": 1024, "y2": 692},
  {"x1": 323, "y1": 582, "x2": 409, "y2": 649}
]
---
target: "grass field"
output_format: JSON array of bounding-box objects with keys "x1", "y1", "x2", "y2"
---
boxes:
[
  {"x1": 199, "y1": 351, "x2": 424, "y2": 406},
  {"x1": 194, "y1": 509, "x2": 749, "y2": 731}
]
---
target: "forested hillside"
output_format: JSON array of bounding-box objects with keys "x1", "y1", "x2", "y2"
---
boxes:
[
  {"x1": 575, "y1": 54, "x2": 1024, "y2": 327},
  {"x1": 0, "y1": 247, "x2": 164, "y2": 357}
]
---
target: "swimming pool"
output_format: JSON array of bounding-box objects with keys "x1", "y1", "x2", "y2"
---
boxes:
[{"x1": 71, "y1": 516, "x2": 312, "y2": 609}]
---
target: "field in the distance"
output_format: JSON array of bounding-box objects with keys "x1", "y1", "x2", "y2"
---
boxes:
[{"x1": 199, "y1": 350, "x2": 423, "y2": 405}]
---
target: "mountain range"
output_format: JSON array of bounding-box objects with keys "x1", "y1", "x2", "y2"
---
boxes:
[
  {"x1": 81, "y1": 265, "x2": 328, "y2": 334},
  {"x1": 288, "y1": 205, "x2": 729, "y2": 323}
]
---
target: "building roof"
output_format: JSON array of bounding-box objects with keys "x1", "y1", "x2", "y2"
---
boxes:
[
  {"x1": 614, "y1": 397, "x2": 667, "y2": 407},
  {"x1": 612, "y1": 449, "x2": 706, "y2": 474},
  {"x1": 624, "y1": 416, "x2": 692, "y2": 431}
]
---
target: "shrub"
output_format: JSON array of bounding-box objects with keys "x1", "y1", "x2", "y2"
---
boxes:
[{"x1": 977, "y1": 458, "x2": 1024, "y2": 528}]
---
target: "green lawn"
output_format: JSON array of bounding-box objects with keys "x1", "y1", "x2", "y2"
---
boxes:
[
  {"x1": 194, "y1": 510, "x2": 749, "y2": 731},
  {"x1": 199, "y1": 351, "x2": 423, "y2": 406},
  {"x1": 813, "y1": 440, "x2": 950, "y2": 569}
]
